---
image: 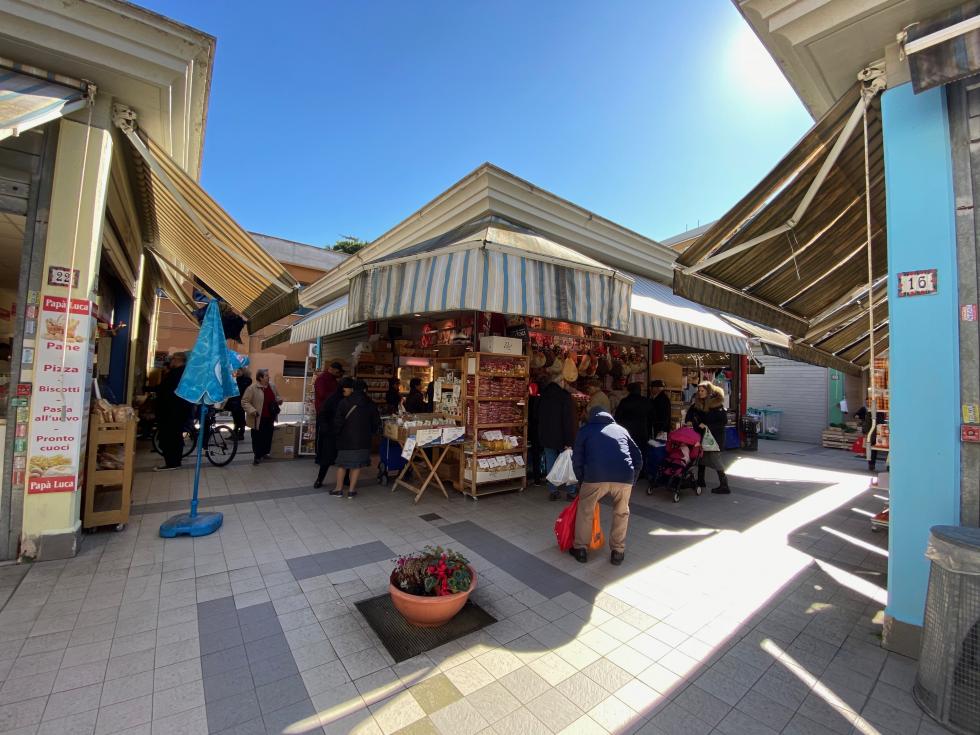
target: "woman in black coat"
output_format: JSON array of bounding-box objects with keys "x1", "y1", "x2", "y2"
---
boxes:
[
  {"x1": 685, "y1": 381, "x2": 730, "y2": 494},
  {"x1": 332, "y1": 378, "x2": 381, "y2": 498},
  {"x1": 614, "y1": 382, "x2": 650, "y2": 448},
  {"x1": 313, "y1": 389, "x2": 343, "y2": 488}
]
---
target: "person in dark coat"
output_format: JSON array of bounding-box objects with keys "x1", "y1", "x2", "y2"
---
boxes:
[
  {"x1": 228, "y1": 368, "x2": 252, "y2": 440},
  {"x1": 332, "y1": 378, "x2": 381, "y2": 498},
  {"x1": 526, "y1": 378, "x2": 543, "y2": 485},
  {"x1": 536, "y1": 375, "x2": 578, "y2": 500},
  {"x1": 154, "y1": 352, "x2": 192, "y2": 471},
  {"x1": 854, "y1": 399, "x2": 886, "y2": 473},
  {"x1": 570, "y1": 408, "x2": 642, "y2": 566},
  {"x1": 313, "y1": 389, "x2": 343, "y2": 488},
  {"x1": 404, "y1": 378, "x2": 428, "y2": 413},
  {"x1": 384, "y1": 377, "x2": 402, "y2": 415},
  {"x1": 615, "y1": 382, "x2": 650, "y2": 450},
  {"x1": 649, "y1": 379, "x2": 672, "y2": 437},
  {"x1": 685, "y1": 381, "x2": 730, "y2": 494}
]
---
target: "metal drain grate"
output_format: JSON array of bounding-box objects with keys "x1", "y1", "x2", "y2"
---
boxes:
[
  {"x1": 355, "y1": 594, "x2": 496, "y2": 663},
  {"x1": 419, "y1": 513, "x2": 442, "y2": 521}
]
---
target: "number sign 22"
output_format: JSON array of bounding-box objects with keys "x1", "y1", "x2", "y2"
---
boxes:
[{"x1": 897, "y1": 269, "x2": 938, "y2": 297}]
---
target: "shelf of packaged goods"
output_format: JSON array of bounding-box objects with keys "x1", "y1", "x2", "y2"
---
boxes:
[
  {"x1": 356, "y1": 373, "x2": 393, "y2": 379},
  {"x1": 468, "y1": 422, "x2": 523, "y2": 429},
  {"x1": 463, "y1": 467, "x2": 527, "y2": 484},
  {"x1": 478, "y1": 372, "x2": 527, "y2": 379},
  {"x1": 465, "y1": 396, "x2": 525, "y2": 402},
  {"x1": 465, "y1": 448, "x2": 524, "y2": 457}
]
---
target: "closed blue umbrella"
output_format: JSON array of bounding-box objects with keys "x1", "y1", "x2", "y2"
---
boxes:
[{"x1": 160, "y1": 299, "x2": 238, "y2": 538}]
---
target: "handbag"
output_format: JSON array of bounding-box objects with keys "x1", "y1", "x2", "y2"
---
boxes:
[
  {"x1": 701, "y1": 428, "x2": 720, "y2": 452},
  {"x1": 554, "y1": 497, "x2": 578, "y2": 551}
]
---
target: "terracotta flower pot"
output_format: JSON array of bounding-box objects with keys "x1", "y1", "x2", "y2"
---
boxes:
[{"x1": 389, "y1": 566, "x2": 477, "y2": 628}]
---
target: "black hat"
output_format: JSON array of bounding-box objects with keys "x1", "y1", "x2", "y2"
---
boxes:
[
  {"x1": 330, "y1": 361, "x2": 344, "y2": 372},
  {"x1": 650, "y1": 379, "x2": 666, "y2": 388},
  {"x1": 340, "y1": 377, "x2": 356, "y2": 390}
]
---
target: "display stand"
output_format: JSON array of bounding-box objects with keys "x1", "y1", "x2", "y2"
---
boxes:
[
  {"x1": 392, "y1": 435, "x2": 465, "y2": 504},
  {"x1": 299, "y1": 354, "x2": 318, "y2": 456},
  {"x1": 869, "y1": 357, "x2": 890, "y2": 532},
  {"x1": 355, "y1": 357, "x2": 394, "y2": 408},
  {"x1": 457, "y1": 352, "x2": 529, "y2": 499},
  {"x1": 83, "y1": 414, "x2": 136, "y2": 530}
]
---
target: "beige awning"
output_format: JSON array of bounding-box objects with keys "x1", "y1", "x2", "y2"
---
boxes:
[
  {"x1": 115, "y1": 109, "x2": 299, "y2": 333},
  {"x1": 673, "y1": 77, "x2": 888, "y2": 372},
  {"x1": 1, "y1": 58, "x2": 93, "y2": 140}
]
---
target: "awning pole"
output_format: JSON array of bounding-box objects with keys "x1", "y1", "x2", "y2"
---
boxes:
[{"x1": 863, "y1": 77, "x2": 879, "y2": 457}]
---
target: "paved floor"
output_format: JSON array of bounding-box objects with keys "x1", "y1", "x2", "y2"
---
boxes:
[{"x1": 0, "y1": 437, "x2": 939, "y2": 735}]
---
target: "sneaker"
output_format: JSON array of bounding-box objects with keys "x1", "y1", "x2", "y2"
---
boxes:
[
  {"x1": 610, "y1": 550, "x2": 625, "y2": 566},
  {"x1": 568, "y1": 548, "x2": 587, "y2": 564},
  {"x1": 154, "y1": 465, "x2": 178, "y2": 472},
  {"x1": 348, "y1": 491, "x2": 358, "y2": 498},
  {"x1": 329, "y1": 490, "x2": 343, "y2": 497},
  {"x1": 711, "y1": 486, "x2": 731, "y2": 494},
  {"x1": 549, "y1": 491, "x2": 560, "y2": 501}
]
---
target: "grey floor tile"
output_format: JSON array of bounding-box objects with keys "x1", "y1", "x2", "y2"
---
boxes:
[
  {"x1": 203, "y1": 666, "x2": 255, "y2": 703},
  {"x1": 205, "y1": 691, "x2": 262, "y2": 733},
  {"x1": 245, "y1": 633, "x2": 291, "y2": 665},
  {"x1": 261, "y1": 698, "x2": 316, "y2": 734},
  {"x1": 198, "y1": 627, "x2": 244, "y2": 657},
  {"x1": 201, "y1": 646, "x2": 249, "y2": 680},
  {"x1": 254, "y1": 674, "x2": 310, "y2": 714}
]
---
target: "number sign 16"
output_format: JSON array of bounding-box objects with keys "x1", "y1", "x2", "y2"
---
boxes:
[{"x1": 897, "y1": 269, "x2": 938, "y2": 297}]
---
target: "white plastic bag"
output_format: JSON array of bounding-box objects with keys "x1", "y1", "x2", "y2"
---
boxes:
[
  {"x1": 546, "y1": 448, "x2": 578, "y2": 486},
  {"x1": 701, "y1": 429, "x2": 721, "y2": 453}
]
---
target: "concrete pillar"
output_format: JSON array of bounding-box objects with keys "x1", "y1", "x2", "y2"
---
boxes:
[
  {"x1": 21, "y1": 118, "x2": 112, "y2": 560},
  {"x1": 881, "y1": 83, "x2": 960, "y2": 656}
]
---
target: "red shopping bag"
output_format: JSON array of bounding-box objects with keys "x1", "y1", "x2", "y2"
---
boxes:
[
  {"x1": 555, "y1": 497, "x2": 579, "y2": 551},
  {"x1": 851, "y1": 435, "x2": 865, "y2": 455}
]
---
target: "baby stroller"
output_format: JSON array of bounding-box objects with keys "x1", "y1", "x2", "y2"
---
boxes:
[{"x1": 647, "y1": 426, "x2": 704, "y2": 503}]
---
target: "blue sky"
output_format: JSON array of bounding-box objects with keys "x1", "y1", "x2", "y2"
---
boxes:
[{"x1": 140, "y1": 0, "x2": 813, "y2": 246}]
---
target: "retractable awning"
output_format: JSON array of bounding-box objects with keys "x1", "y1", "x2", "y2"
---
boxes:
[
  {"x1": 288, "y1": 295, "x2": 355, "y2": 344},
  {"x1": 114, "y1": 107, "x2": 299, "y2": 333},
  {"x1": 348, "y1": 217, "x2": 634, "y2": 333},
  {"x1": 673, "y1": 72, "x2": 888, "y2": 371},
  {"x1": 146, "y1": 250, "x2": 199, "y2": 323},
  {"x1": 1, "y1": 58, "x2": 93, "y2": 140},
  {"x1": 628, "y1": 276, "x2": 750, "y2": 355}
]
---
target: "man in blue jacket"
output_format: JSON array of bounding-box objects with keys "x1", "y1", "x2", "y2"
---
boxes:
[{"x1": 570, "y1": 407, "x2": 642, "y2": 565}]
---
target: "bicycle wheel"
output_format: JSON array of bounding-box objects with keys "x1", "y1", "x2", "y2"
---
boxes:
[
  {"x1": 180, "y1": 428, "x2": 198, "y2": 458},
  {"x1": 206, "y1": 425, "x2": 238, "y2": 467}
]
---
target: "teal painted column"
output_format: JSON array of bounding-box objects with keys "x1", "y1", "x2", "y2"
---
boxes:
[{"x1": 882, "y1": 83, "x2": 960, "y2": 634}]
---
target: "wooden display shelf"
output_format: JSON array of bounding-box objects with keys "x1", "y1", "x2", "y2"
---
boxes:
[
  {"x1": 83, "y1": 415, "x2": 136, "y2": 531},
  {"x1": 456, "y1": 352, "x2": 529, "y2": 499}
]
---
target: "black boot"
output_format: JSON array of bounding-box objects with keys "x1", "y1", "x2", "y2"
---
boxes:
[
  {"x1": 314, "y1": 467, "x2": 327, "y2": 488},
  {"x1": 569, "y1": 548, "x2": 587, "y2": 563},
  {"x1": 711, "y1": 470, "x2": 731, "y2": 494},
  {"x1": 696, "y1": 465, "x2": 706, "y2": 490}
]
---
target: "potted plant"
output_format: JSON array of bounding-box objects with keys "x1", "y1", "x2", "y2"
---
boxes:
[{"x1": 389, "y1": 546, "x2": 476, "y2": 627}]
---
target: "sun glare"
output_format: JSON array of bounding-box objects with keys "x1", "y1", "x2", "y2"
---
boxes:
[{"x1": 726, "y1": 23, "x2": 792, "y2": 103}]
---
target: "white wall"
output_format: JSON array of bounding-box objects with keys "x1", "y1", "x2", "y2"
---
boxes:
[{"x1": 748, "y1": 354, "x2": 828, "y2": 443}]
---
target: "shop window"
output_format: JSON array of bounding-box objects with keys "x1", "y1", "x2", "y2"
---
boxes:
[{"x1": 282, "y1": 361, "x2": 306, "y2": 377}]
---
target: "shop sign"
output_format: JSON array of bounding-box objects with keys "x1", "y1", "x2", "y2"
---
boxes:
[
  {"x1": 962, "y1": 304, "x2": 978, "y2": 322},
  {"x1": 962, "y1": 425, "x2": 980, "y2": 443},
  {"x1": 47, "y1": 266, "x2": 79, "y2": 288},
  {"x1": 26, "y1": 295, "x2": 92, "y2": 494},
  {"x1": 16, "y1": 383, "x2": 31, "y2": 397},
  {"x1": 897, "y1": 269, "x2": 938, "y2": 297}
]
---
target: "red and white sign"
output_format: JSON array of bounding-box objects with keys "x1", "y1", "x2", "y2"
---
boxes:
[
  {"x1": 897, "y1": 269, "x2": 938, "y2": 297},
  {"x1": 962, "y1": 425, "x2": 980, "y2": 444},
  {"x1": 26, "y1": 296, "x2": 92, "y2": 494},
  {"x1": 962, "y1": 304, "x2": 978, "y2": 322}
]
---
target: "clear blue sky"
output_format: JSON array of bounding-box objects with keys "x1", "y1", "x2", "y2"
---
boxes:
[{"x1": 139, "y1": 0, "x2": 813, "y2": 246}]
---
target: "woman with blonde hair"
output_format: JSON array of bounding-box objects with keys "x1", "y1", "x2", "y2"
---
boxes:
[{"x1": 684, "y1": 381, "x2": 730, "y2": 494}]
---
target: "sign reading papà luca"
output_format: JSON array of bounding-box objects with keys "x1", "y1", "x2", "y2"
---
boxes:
[{"x1": 26, "y1": 295, "x2": 92, "y2": 494}]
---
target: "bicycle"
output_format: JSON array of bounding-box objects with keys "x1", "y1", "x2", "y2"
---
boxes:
[{"x1": 151, "y1": 408, "x2": 238, "y2": 467}]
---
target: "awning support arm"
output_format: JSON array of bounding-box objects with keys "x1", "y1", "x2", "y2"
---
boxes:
[
  {"x1": 684, "y1": 65, "x2": 886, "y2": 276},
  {"x1": 112, "y1": 105, "x2": 294, "y2": 295}
]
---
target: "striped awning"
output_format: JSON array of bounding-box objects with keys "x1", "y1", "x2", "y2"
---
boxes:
[
  {"x1": 1, "y1": 58, "x2": 93, "y2": 141},
  {"x1": 348, "y1": 218, "x2": 634, "y2": 333},
  {"x1": 628, "y1": 276, "x2": 751, "y2": 355},
  {"x1": 287, "y1": 295, "x2": 355, "y2": 344},
  {"x1": 116, "y1": 115, "x2": 299, "y2": 333}
]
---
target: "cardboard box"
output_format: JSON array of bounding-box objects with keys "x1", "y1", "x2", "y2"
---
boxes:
[
  {"x1": 269, "y1": 424, "x2": 298, "y2": 459},
  {"x1": 480, "y1": 336, "x2": 522, "y2": 356}
]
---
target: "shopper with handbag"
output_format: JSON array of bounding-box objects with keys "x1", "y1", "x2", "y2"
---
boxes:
[
  {"x1": 332, "y1": 378, "x2": 380, "y2": 499},
  {"x1": 685, "y1": 381, "x2": 730, "y2": 494},
  {"x1": 537, "y1": 374, "x2": 578, "y2": 500},
  {"x1": 242, "y1": 368, "x2": 282, "y2": 465},
  {"x1": 569, "y1": 407, "x2": 641, "y2": 566}
]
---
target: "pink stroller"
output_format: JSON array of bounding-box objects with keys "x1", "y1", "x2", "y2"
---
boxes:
[{"x1": 649, "y1": 426, "x2": 704, "y2": 503}]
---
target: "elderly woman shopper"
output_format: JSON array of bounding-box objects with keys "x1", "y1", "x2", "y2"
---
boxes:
[
  {"x1": 332, "y1": 378, "x2": 380, "y2": 498},
  {"x1": 242, "y1": 368, "x2": 282, "y2": 465},
  {"x1": 685, "y1": 381, "x2": 730, "y2": 494}
]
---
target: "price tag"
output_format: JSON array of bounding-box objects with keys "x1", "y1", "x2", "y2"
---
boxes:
[
  {"x1": 897, "y1": 269, "x2": 938, "y2": 297},
  {"x1": 401, "y1": 437, "x2": 416, "y2": 460}
]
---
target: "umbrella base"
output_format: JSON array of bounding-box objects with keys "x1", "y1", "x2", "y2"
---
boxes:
[{"x1": 159, "y1": 512, "x2": 223, "y2": 538}]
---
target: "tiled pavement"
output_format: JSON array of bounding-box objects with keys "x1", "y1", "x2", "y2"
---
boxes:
[{"x1": 0, "y1": 439, "x2": 941, "y2": 735}]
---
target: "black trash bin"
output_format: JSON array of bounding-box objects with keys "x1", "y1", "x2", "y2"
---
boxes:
[{"x1": 914, "y1": 525, "x2": 980, "y2": 734}]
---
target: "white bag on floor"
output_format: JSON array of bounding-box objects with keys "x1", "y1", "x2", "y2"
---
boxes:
[{"x1": 546, "y1": 448, "x2": 578, "y2": 486}]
